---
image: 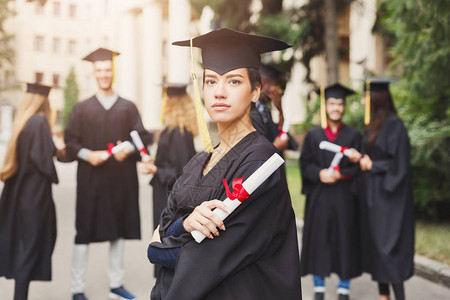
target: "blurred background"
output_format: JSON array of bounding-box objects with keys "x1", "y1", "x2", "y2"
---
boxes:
[{"x1": 0, "y1": 0, "x2": 449, "y2": 271}]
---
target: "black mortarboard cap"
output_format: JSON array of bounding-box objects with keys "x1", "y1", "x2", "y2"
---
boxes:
[
  {"x1": 26, "y1": 83, "x2": 51, "y2": 97},
  {"x1": 315, "y1": 83, "x2": 355, "y2": 100},
  {"x1": 82, "y1": 47, "x2": 120, "y2": 62},
  {"x1": 259, "y1": 64, "x2": 284, "y2": 81},
  {"x1": 363, "y1": 77, "x2": 396, "y2": 92},
  {"x1": 164, "y1": 83, "x2": 188, "y2": 97},
  {"x1": 172, "y1": 28, "x2": 291, "y2": 75}
]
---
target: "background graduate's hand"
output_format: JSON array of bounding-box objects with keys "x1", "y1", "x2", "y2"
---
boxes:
[
  {"x1": 53, "y1": 135, "x2": 66, "y2": 158},
  {"x1": 360, "y1": 154, "x2": 373, "y2": 171},
  {"x1": 113, "y1": 140, "x2": 132, "y2": 162},
  {"x1": 273, "y1": 135, "x2": 289, "y2": 151},
  {"x1": 137, "y1": 159, "x2": 157, "y2": 174},
  {"x1": 347, "y1": 148, "x2": 362, "y2": 163},
  {"x1": 87, "y1": 150, "x2": 108, "y2": 166},
  {"x1": 150, "y1": 225, "x2": 161, "y2": 243},
  {"x1": 182, "y1": 200, "x2": 228, "y2": 239},
  {"x1": 319, "y1": 169, "x2": 337, "y2": 184}
]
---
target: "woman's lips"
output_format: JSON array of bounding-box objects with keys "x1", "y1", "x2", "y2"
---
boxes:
[{"x1": 212, "y1": 103, "x2": 230, "y2": 111}]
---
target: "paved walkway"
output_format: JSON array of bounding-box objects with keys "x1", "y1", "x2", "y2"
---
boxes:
[{"x1": 0, "y1": 154, "x2": 449, "y2": 299}]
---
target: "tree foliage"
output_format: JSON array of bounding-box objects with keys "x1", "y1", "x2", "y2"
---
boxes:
[
  {"x1": 62, "y1": 67, "x2": 79, "y2": 129},
  {"x1": 378, "y1": 0, "x2": 450, "y2": 219}
]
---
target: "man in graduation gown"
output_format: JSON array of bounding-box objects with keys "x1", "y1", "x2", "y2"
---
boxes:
[
  {"x1": 251, "y1": 63, "x2": 298, "y2": 154},
  {"x1": 63, "y1": 48, "x2": 152, "y2": 300},
  {"x1": 299, "y1": 83, "x2": 362, "y2": 300}
]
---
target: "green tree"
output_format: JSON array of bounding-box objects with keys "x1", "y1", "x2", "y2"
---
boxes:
[
  {"x1": 378, "y1": 0, "x2": 450, "y2": 218},
  {"x1": 62, "y1": 67, "x2": 79, "y2": 128}
]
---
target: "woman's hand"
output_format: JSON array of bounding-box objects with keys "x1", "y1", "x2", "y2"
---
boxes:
[
  {"x1": 319, "y1": 169, "x2": 338, "y2": 184},
  {"x1": 183, "y1": 200, "x2": 228, "y2": 239},
  {"x1": 360, "y1": 154, "x2": 373, "y2": 171},
  {"x1": 150, "y1": 225, "x2": 161, "y2": 243},
  {"x1": 137, "y1": 156, "x2": 157, "y2": 174}
]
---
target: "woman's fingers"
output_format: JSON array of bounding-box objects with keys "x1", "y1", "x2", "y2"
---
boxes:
[{"x1": 183, "y1": 200, "x2": 228, "y2": 238}]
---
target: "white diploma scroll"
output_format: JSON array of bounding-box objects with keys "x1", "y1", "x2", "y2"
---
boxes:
[
  {"x1": 328, "y1": 152, "x2": 344, "y2": 174},
  {"x1": 319, "y1": 141, "x2": 353, "y2": 157},
  {"x1": 191, "y1": 153, "x2": 285, "y2": 243},
  {"x1": 101, "y1": 141, "x2": 135, "y2": 159},
  {"x1": 279, "y1": 112, "x2": 292, "y2": 141},
  {"x1": 130, "y1": 130, "x2": 150, "y2": 159}
]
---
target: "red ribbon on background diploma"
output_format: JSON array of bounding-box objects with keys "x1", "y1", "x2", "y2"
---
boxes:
[
  {"x1": 222, "y1": 177, "x2": 249, "y2": 202},
  {"x1": 106, "y1": 143, "x2": 115, "y2": 156},
  {"x1": 340, "y1": 146, "x2": 349, "y2": 153}
]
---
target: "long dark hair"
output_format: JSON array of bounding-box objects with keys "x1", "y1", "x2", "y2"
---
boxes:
[{"x1": 365, "y1": 89, "x2": 397, "y2": 149}]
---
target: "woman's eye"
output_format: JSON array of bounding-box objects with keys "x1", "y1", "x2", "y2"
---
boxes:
[
  {"x1": 229, "y1": 79, "x2": 241, "y2": 85},
  {"x1": 205, "y1": 79, "x2": 216, "y2": 85}
]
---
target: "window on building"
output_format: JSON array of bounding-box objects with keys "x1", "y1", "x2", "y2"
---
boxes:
[
  {"x1": 53, "y1": 1, "x2": 61, "y2": 16},
  {"x1": 53, "y1": 74, "x2": 60, "y2": 87},
  {"x1": 69, "y1": 4, "x2": 77, "y2": 18},
  {"x1": 68, "y1": 40, "x2": 77, "y2": 55},
  {"x1": 53, "y1": 38, "x2": 60, "y2": 53},
  {"x1": 35, "y1": 72, "x2": 44, "y2": 84},
  {"x1": 34, "y1": 35, "x2": 44, "y2": 52},
  {"x1": 35, "y1": 2, "x2": 44, "y2": 15}
]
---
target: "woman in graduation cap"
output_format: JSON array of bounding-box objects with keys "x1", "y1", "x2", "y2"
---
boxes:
[
  {"x1": 147, "y1": 28, "x2": 302, "y2": 300},
  {"x1": 0, "y1": 83, "x2": 65, "y2": 300},
  {"x1": 139, "y1": 83, "x2": 197, "y2": 231},
  {"x1": 351, "y1": 78, "x2": 414, "y2": 300}
]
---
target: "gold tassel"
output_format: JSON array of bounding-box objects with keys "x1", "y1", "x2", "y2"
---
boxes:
[
  {"x1": 364, "y1": 80, "x2": 371, "y2": 125},
  {"x1": 50, "y1": 107, "x2": 57, "y2": 133},
  {"x1": 160, "y1": 86, "x2": 168, "y2": 124},
  {"x1": 190, "y1": 38, "x2": 213, "y2": 152},
  {"x1": 320, "y1": 86, "x2": 327, "y2": 129}
]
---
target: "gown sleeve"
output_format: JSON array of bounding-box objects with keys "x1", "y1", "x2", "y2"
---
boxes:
[
  {"x1": 64, "y1": 104, "x2": 84, "y2": 162},
  {"x1": 163, "y1": 160, "x2": 283, "y2": 300},
  {"x1": 339, "y1": 130, "x2": 362, "y2": 177},
  {"x1": 299, "y1": 131, "x2": 321, "y2": 185},
  {"x1": 374, "y1": 119, "x2": 411, "y2": 193},
  {"x1": 29, "y1": 116, "x2": 58, "y2": 184}
]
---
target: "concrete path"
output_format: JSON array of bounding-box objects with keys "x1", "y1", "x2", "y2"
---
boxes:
[{"x1": 1, "y1": 156, "x2": 449, "y2": 299}]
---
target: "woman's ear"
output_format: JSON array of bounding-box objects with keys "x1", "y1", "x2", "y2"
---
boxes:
[{"x1": 251, "y1": 84, "x2": 261, "y2": 103}]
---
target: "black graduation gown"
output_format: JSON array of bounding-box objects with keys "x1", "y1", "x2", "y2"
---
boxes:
[
  {"x1": 150, "y1": 127, "x2": 196, "y2": 230},
  {"x1": 150, "y1": 132, "x2": 302, "y2": 300},
  {"x1": 64, "y1": 96, "x2": 152, "y2": 244},
  {"x1": 0, "y1": 115, "x2": 58, "y2": 282},
  {"x1": 299, "y1": 125, "x2": 362, "y2": 280},
  {"x1": 358, "y1": 115, "x2": 414, "y2": 283}
]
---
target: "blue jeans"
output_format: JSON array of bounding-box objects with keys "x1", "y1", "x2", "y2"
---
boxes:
[{"x1": 313, "y1": 275, "x2": 351, "y2": 292}]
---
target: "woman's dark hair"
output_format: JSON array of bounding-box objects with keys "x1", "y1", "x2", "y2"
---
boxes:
[
  {"x1": 365, "y1": 89, "x2": 397, "y2": 149},
  {"x1": 202, "y1": 68, "x2": 262, "y2": 91}
]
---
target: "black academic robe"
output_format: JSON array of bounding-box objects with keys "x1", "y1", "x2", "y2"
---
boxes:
[
  {"x1": 150, "y1": 127, "x2": 196, "y2": 230},
  {"x1": 150, "y1": 131, "x2": 302, "y2": 300},
  {"x1": 299, "y1": 125, "x2": 362, "y2": 280},
  {"x1": 64, "y1": 96, "x2": 152, "y2": 244},
  {"x1": 0, "y1": 115, "x2": 58, "y2": 282},
  {"x1": 358, "y1": 114, "x2": 414, "y2": 283}
]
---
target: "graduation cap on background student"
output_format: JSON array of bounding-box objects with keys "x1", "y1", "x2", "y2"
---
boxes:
[
  {"x1": 160, "y1": 83, "x2": 189, "y2": 124},
  {"x1": 362, "y1": 77, "x2": 396, "y2": 125},
  {"x1": 26, "y1": 83, "x2": 52, "y2": 97},
  {"x1": 172, "y1": 28, "x2": 292, "y2": 152},
  {"x1": 315, "y1": 83, "x2": 355, "y2": 129},
  {"x1": 82, "y1": 47, "x2": 120, "y2": 84}
]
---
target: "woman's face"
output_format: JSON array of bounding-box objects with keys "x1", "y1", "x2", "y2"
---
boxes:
[{"x1": 203, "y1": 68, "x2": 260, "y2": 125}]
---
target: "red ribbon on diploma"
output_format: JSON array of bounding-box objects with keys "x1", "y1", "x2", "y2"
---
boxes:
[
  {"x1": 106, "y1": 143, "x2": 114, "y2": 156},
  {"x1": 340, "y1": 146, "x2": 349, "y2": 153},
  {"x1": 333, "y1": 165, "x2": 340, "y2": 172},
  {"x1": 222, "y1": 177, "x2": 249, "y2": 202},
  {"x1": 139, "y1": 147, "x2": 148, "y2": 156}
]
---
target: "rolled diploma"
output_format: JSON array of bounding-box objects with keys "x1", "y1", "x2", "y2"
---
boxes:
[
  {"x1": 279, "y1": 112, "x2": 292, "y2": 141},
  {"x1": 319, "y1": 141, "x2": 352, "y2": 157},
  {"x1": 191, "y1": 153, "x2": 285, "y2": 243},
  {"x1": 328, "y1": 152, "x2": 344, "y2": 174},
  {"x1": 101, "y1": 141, "x2": 135, "y2": 159},
  {"x1": 130, "y1": 130, "x2": 150, "y2": 158}
]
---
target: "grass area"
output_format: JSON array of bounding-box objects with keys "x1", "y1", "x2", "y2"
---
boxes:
[
  {"x1": 285, "y1": 160, "x2": 450, "y2": 266},
  {"x1": 415, "y1": 221, "x2": 450, "y2": 265},
  {"x1": 285, "y1": 159, "x2": 305, "y2": 219}
]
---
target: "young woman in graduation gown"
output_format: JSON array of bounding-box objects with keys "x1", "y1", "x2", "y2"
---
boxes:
[
  {"x1": 139, "y1": 84, "x2": 197, "y2": 231},
  {"x1": 352, "y1": 79, "x2": 414, "y2": 300},
  {"x1": 0, "y1": 84, "x2": 65, "y2": 300},
  {"x1": 147, "y1": 28, "x2": 302, "y2": 300}
]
